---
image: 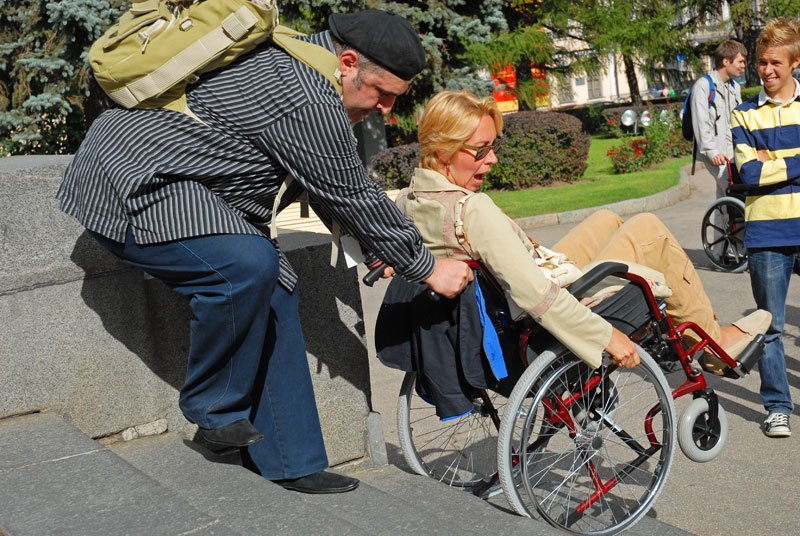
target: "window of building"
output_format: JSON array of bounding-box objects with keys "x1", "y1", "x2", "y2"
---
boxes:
[
  {"x1": 588, "y1": 74, "x2": 603, "y2": 100},
  {"x1": 557, "y1": 79, "x2": 574, "y2": 104}
]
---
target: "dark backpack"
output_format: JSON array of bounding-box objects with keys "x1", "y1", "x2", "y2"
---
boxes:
[{"x1": 681, "y1": 74, "x2": 716, "y2": 141}]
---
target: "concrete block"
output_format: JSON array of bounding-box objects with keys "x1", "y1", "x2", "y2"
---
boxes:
[{"x1": 0, "y1": 159, "x2": 375, "y2": 469}]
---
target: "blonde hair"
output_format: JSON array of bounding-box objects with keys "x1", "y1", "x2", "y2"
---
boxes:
[
  {"x1": 756, "y1": 18, "x2": 800, "y2": 62},
  {"x1": 417, "y1": 90, "x2": 503, "y2": 172}
]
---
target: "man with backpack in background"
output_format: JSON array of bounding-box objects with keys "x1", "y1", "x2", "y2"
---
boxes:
[
  {"x1": 689, "y1": 40, "x2": 747, "y2": 197},
  {"x1": 57, "y1": 8, "x2": 473, "y2": 494},
  {"x1": 731, "y1": 17, "x2": 800, "y2": 439}
]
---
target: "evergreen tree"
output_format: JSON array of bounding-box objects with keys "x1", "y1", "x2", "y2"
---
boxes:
[
  {"x1": 1, "y1": 0, "x2": 511, "y2": 154},
  {"x1": 280, "y1": 0, "x2": 509, "y2": 118},
  {"x1": 0, "y1": 0, "x2": 125, "y2": 155}
]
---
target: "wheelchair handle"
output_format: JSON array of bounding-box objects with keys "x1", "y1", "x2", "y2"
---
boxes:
[{"x1": 362, "y1": 263, "x2": 386, "y2": 287}]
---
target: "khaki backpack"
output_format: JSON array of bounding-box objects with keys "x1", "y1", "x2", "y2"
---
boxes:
[{"x1": 89, "y1": 0, "x2": 342, "y2": 115}]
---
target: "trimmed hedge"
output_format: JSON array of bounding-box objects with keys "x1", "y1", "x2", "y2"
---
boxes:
[
  {"x1": 369, "y1": 143, "x2": 420, "y2": 190},
  {"x1": 487, "y1": 111, "x2": 589, "y2": 189},
  {"x1": 740, "y1": 86, "x2": 762, "y2": 101},
  {"x1": 369, "y1": 111, "x2": 590, "y2": 191},
  {"x1": 563, "y1": 103, "x2": 619, "y2": 135}
]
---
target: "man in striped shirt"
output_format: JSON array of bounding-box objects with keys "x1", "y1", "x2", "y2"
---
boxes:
[
  {"x1": 731, "y1": 17, "x2": 800, "y2": 439},
  {"x1": 58, "y1": 10, "x2": 472, "y2": 493}
]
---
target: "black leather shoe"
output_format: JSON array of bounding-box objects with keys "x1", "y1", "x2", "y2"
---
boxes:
[
  {"x1": 195, "y1": 419, "x2": 263, "y2": 452},
  {"x1": 273, "y1": 470, "x2": 359, "y2": 494}
]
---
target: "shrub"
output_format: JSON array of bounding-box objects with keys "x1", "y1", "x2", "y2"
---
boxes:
[
  {"x1": 562, "y1": 104, "x2": 622, "y2": 138},
  {"x1": 607, "y1": 139, "x2": 648, "y2": 173},
  {"x1": 369, "y1": 143, "x2": 420, "y2": 190},
  {"x1": 563, "y1": 104, "x2": 612, "y2": 135},
  {"x1": 741, "y1": 86, "x2": 762, "y2": 101},
  {"x1": 369, "y1": 111, "x2": 590, "y2": 191},
  {"x1": 606, "y1": 110, "x2": 691, "y2": 174},
  {"x1": 602, "y1": 103, "x2": 683, "y2": 136},
  {"x1": 486, "y1": 111, "x2": 589, "y2": 190}
]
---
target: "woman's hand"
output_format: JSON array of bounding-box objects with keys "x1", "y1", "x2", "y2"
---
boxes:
[{"x1": 605, "y1": 327, "x2": 640, "y2": 368}]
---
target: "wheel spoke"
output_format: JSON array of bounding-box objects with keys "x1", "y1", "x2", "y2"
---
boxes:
[
  {"x1": 498, "y1": 350, "x2": 677, "y2": 535},
  {"x1": 398, "y1": 372, "x2": 505, "y2": 488}
]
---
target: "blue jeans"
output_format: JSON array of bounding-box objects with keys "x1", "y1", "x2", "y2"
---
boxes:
[
  {"x1": 89, "y1": 228, "x2": 328, "y2": 479},
  {"x1": 748, "y1": 247, "x2": 800, "y2": 416}
]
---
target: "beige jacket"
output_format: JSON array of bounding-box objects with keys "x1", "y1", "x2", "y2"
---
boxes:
[{"x1": 396, "y1": 168, "x2": 612, "y2": 368}]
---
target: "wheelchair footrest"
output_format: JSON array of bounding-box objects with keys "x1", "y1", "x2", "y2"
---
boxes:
[{"x1": 731, "y1": 334, "x2": 765, "y2": 378}]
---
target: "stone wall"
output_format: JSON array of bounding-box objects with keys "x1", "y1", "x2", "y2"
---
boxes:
[{"x1": 0, "y1": 157, "x2": 378, "y2": 467}]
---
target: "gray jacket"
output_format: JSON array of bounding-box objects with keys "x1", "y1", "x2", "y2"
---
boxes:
[{"x1": 690, "y1": 71, "x2": 742, "y2": 171}]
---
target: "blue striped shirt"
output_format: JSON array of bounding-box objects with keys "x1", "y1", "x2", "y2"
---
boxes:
[
  {"x1": 731, "y1": 79, "x2": 800, "y2": 248},
  {"x1": 57, "y1": 31, "x2": 434, "y2": 290}
]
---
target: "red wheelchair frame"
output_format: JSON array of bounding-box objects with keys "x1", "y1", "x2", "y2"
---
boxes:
[{"x1": 384, "y1": 259, "x2": 764, "y2": 535}]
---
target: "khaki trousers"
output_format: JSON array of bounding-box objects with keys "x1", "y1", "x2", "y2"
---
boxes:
[{"x1": 551, "y1": 209, "x2": 720, "y2": 340}]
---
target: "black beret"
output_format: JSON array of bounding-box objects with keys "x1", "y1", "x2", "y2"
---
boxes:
[{"x1": 328, "y1": 10, "x2": 426, "y2": 80}]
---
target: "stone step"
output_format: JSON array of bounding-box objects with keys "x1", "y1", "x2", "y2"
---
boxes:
[
  {"x1": 351, "y1": 464, "x2": 548, "y2": 536},
  {"x1": 112, "y1": 434, "x2": 520, "y2": 536},
  {"x1": 110, "y1": 432, "x2": 367, "y2": 536},
  {"x1": 0, "y1": 411, "x2": 694, "y2": 536},
  {"x1": 0, "y1": 412, "x2": 238, "y2": 536},
  {"x1": 353, "y1": 464, "x2": 693, "y2": 536}
]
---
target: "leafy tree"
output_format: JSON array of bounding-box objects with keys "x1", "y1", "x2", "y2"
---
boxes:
[
  {"x1": 521, "y1": 0, "x2": 690, "y2": 105},
  {"x1": 462, "y1": 24, "x2": 554, "y2": 110},
  {"x1": 0, "y1": 0, "x2": 125, "y2": 154},
  {"x1": 728, "y1": 0, "x2": 800, "y2": 86}
]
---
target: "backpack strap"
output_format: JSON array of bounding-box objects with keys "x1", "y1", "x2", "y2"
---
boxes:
[
  {"x1": 703, "y1": 74, "x2": 718, "y2": 136},
  {"x1": 108, "y1": 4, "x2": 260, "y2": 109},
  {"x1": 272, "y1": 26, "x2": 342, "y2": 95},
  {"x1": 269, "y1": 174, "x2": 294, "y2": 239},
  {"x1": 454, "y1": 193, "x2": 477, "y2": 258},
  {"x1": 703, "y1": 74, "x2": 716, "y2": 107}
]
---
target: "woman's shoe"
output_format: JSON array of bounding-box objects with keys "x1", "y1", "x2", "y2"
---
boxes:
[{"x1": 702, "y1": 310, "x2": 772, "y2": 375}]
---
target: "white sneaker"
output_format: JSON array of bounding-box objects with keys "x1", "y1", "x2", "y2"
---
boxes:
[{"x1": 763, "y1": 412, "x2": 791, "y2": 438}]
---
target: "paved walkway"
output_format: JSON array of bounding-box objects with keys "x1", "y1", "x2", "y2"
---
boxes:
[{"x1": 359, "y1": 166, "x2": 800, "y2": 536}]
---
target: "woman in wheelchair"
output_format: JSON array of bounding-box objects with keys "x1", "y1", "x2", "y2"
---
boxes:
[
  {"x1": 395, "y1": 89, "x2": 770, "y2": 374},
  {"x1": 376, "y1": 91, "x2": 773, "y2": 535}
]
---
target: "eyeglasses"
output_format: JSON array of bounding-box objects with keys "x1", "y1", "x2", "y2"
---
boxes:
[{"x1": 460, "y1": 138, "x2": 503, "y2": 161}]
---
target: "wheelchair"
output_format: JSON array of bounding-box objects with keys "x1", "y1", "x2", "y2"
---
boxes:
[
  {"x1": 371, "y1": 260, "x2": 764, "y2": 535},
  {"x1": 701, "y1": 162, "x2": 747, "y2": 273}
]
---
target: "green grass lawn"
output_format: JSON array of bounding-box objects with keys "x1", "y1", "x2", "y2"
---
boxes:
[{"x1": 487, "y1": 136, "x2": 691, "y2": 219}]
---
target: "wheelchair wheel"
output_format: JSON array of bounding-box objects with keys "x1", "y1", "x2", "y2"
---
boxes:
[
  {"x1": 397, "y1": 371, "x2": 505, "y2": 488},
  {"x1": 498, "y1": 347, "x2": 676, "y2": 535},
  {"x1": 701, "y1": 196, "x2": 747, "y2": 273},
  {"x1": 677, "y1": 396, "x2": 728, "y2": 463}
]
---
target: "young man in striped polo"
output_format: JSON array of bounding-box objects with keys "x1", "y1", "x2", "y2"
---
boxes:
[{"x1": 731, "y1": 17, "x2": 800, "y2": 438}]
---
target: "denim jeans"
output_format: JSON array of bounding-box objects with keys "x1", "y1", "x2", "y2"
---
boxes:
[
  {"x1": 89, "y1": 228, "x2": 328, "y2": 479},
  {"x1": 748, "y1": 247, "x2": 800, "y2": 416}
]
